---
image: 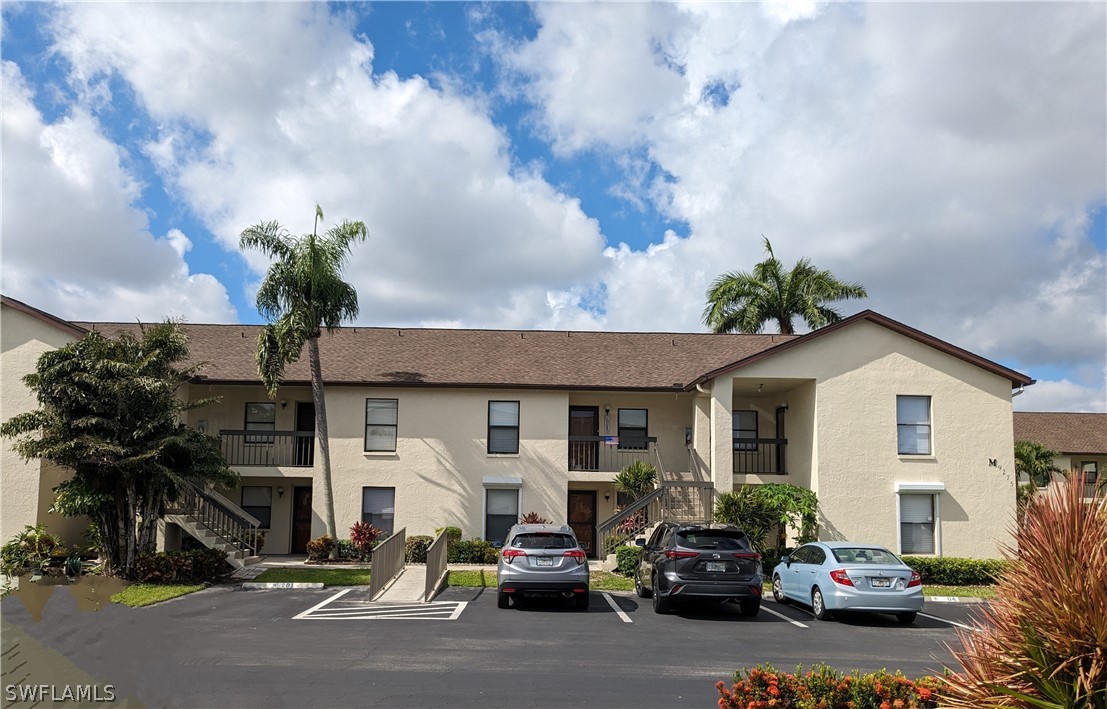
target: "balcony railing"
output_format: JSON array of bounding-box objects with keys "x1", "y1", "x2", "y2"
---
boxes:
[
  {"x1": 732, "y1": 438, "x2": 787, "y2": 475},
  {"x1": 568, "y1": 435, "x2": 656, "y2": 472},
  {"x1": 220, "y1": 430, "x2": 315, "y2": 467}
]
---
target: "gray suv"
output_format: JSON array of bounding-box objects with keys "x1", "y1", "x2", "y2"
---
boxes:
[{"x1": 496, "y1": 524, "x2": 590, "y2": 610}]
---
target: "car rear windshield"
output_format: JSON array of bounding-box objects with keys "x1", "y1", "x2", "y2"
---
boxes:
[
  {"x1": 675, "y1": 530, "x2": 751, "y2": 550},
  {"x1": 510, "y1": 533, "x2": 576, "y2": 549},
  {"x1": 832, "y1": 547, "x2": 901, "y2": 565}
]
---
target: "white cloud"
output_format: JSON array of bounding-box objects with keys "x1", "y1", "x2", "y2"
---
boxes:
[
  {"x1": 493, "y1": 1, "x2": 1107, "y2": 408},
  {"x1": 1016, "y1": 376, "x2": 1107, "y2": 414},
  {"x1": 46, "y1": 2, "x2": 608, "y2": 330},
  {"x1": 0, "y1": 61, "x2": 235, "y2": 323}
]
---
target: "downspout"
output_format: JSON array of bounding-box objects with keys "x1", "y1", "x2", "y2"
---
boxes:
[{"x1": 1011, "y1": 385, "x2": 1025, "y2": 397}]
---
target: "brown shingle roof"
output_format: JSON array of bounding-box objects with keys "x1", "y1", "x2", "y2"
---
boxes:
[
  {"x1": 1013, "y1": 412, "x2": 1107, "y2": 455},
  {"x1": 76, "y1": 322, "x2": 796, "y2": 390}
]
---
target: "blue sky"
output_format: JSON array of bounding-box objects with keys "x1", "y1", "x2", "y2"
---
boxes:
[{"x1": 1, "y1": 1, "x2": 1104, "y2": 412}]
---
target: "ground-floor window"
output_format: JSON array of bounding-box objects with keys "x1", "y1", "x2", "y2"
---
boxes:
[
  {"x1": 485, "y1": 488, "x2": 520, "y2": 546},
  {"x1": 899, "y1": 494, "x2": 936, "y2": 554},
  {"x1": 241, "y1": 486, "x2": 272, "y2": 529},
  {"x1": 362, "y1": 487, "x2": 395, "y2": 536}
]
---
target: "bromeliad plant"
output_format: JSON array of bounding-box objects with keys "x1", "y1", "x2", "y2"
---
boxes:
[{"x1": 941, "y1": 477, "x2": 1107, "y2": 707}]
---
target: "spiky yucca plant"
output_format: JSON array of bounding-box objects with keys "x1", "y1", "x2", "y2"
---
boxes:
[{"x1": 942, "y1": 477, "x2": 1106, "y2": 707}]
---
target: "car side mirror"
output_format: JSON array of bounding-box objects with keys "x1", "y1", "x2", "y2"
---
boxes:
[
  {"x1": 780, "y1": 555, "x2": 791, "y2": 566},
  {"x1": 634, "y1": 538, "x2": 646, "y2": 547}
]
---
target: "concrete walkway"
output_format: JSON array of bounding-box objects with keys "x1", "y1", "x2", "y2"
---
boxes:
[{"x1": 374, "y1": 565, "x2": 431, "y2": 602}]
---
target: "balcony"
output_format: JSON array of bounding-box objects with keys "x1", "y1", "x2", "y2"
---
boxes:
[
  {"x1": 568, "y1": 435, "x2": 656, "y2": 473},
  {"x1": 220, "y1": 430, "x2": 315, "y2": 468},
  {"x1": 732, "y1": 438, "x2": 787, "y2": 475}
]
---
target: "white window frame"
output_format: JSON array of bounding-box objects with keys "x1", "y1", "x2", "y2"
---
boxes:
[
  {"x1": 896, "y1": 395, "x2": 932, "y2": 456},
  {"x1": 481, "y1": 476, "x2": 522, "y2": 544},
  {"x1": 894, "y1": 482, "x2": 944, "y2": 556},
  {"x1": 364, "y1": 398, "x2": 399, "y2": 452}
]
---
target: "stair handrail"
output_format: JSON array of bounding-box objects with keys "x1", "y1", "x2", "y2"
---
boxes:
[
  {"x1": 423, "y1": 529, "x2": 449, "y2": 603},
  {"x1": 369, "y1": 528, "x2": 407, "y2": 601},
  {"x1": 171, "y1": 480, "x2": 261, "y2": 557},
  {"x1": 596, "y1": 485, "x2": 665, "y2": 535}
]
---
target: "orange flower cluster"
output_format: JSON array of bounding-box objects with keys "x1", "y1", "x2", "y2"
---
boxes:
[{"x1": 716, "y1": 664, "x2": 942, "y2": 709}]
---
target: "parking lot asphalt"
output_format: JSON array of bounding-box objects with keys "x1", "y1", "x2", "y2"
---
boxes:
[{"x1": 1, "y1": 584, "x2": 982, "y2": 708}]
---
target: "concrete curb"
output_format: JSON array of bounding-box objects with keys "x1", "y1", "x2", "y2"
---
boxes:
[
  {"x1": 926, "y1": 596, "x2": 988, "y2": 604},
  {"x1": 241, "y1": 582, "x2": 325, "y2": 590}
]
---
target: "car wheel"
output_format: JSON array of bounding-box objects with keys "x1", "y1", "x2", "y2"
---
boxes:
[
  {"x1": 772, "y1": 575, "x2": 789, "y2": 604},
  {"x1": 739, "y1": 599, "x2": 760, "y2": 617},
  {"x1": 575, "y1": 593, "x2": 590, "y2": 611},
  {"x1": 652, "y1": 576, "x2": 670, "y2": 614},
  {"x1": 896, "y1": 611, "x2": 917, "y2": 625},
  {"x1": 811, "y1": 587, "x2": 831, "y2": 621},
  {"x1": 497, "y1": 591, "x2": 510, "y2": 609},
  {"x1": 635, "y1": 571, "x2": 652, "y2": 598}
]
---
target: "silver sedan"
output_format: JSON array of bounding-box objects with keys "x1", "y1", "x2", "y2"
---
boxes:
[{"x1": 771, "y1": 542, "x2": 924, "y2": 623}]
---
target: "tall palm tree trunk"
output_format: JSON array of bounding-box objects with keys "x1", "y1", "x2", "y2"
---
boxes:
[{"x1": 308, "y1": 336, "x2": 339, "y2": 552}]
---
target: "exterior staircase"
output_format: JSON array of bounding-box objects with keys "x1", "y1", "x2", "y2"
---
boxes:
[
  {"x1": 164, "y1": 481, "x2": 264, "y2": 570},
  {"x1": 595, "y1": 446, "x2": 715, "y2": 568}
]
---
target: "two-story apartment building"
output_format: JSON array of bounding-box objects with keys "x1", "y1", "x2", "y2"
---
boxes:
[
  {"x1": 1, "y1": 295, "x2": 1033, "y2": 560},
  {"x1": 1014, "y1": 411, "x2": 1107, "y2": 497}
]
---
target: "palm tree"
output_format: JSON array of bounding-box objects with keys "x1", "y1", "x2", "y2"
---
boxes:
[
  {"x1": 702, "y1": 237, "x2": 868, "y2": 334},
  {"x1": 1014, "y1": 440, "x2": 1061, "y2": 487},
  {"x1": 240, "y1": 205, "x2": 367, "y2": 546}
]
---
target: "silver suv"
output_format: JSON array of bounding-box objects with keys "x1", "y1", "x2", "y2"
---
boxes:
[{"x1": 496, "y1": 524, "x2": 590, "y2": 610}]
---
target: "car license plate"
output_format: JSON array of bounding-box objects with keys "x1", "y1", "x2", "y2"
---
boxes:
[
  {"x1": 706, "y1": 562, "x2": 726, "y2": 572},
  {"x1": 871, "y1": 577, "x2": 891, "y2": 588},
  {"x1": 535, "y1": 557, "x2": 554, "y2": 567}
]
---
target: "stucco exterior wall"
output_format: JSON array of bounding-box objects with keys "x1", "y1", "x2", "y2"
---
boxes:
[
  {"x1": 728, "y1": 320, "x2": 1017, "y2": 558},
  {"x1": 0, "y1": 305, "x2": 85, "y2": 545}
]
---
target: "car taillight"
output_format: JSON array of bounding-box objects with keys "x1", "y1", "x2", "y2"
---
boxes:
[
  {"x1": 907, "y1": 570, "x2": 922, "y2": 588},
  {"x1": 502, "y1": 548, "x2": 527, "y2": 564},
  {"x1": 733, "y1": 552, "x2": 761, "y2": 560},
  {"x1": 564, "y1": 549, "x2": 586, "y2": 565},
  {"x1": 665, "y1": 550, "x2": 699, "y2": 560},
  {"x1": 829, "y1": 569, "x2": 854, "y2": 587}
]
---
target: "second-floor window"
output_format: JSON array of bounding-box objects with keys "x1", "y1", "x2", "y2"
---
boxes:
[
  {"x1": 365, "y1": 399, "x2": 398, "y2": 452},
  {"x1": 897, "y1": 396, "x2": 931, "y2": 455},
  {"x1": 618, "y1": 408, "x2": 648, "y2": 450},
  {"x1": 733, "y1": 410, "x2": 758, "y2": 451},
  {"x1": 488, "y1": 401, "x2": 520, "y2": 454},
  {"x1": 245, "y1": 402, "x2": 275, "y2": 443}
]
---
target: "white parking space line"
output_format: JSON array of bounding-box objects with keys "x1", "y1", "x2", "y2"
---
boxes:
[
  {"x1": 762, "y1": 603, "x2": 809, "y2": 628},
  {"x1": 292, "y1": 588, "x2": 352, "y2": 619},
  {"x1": 918, "y1": 611, "x2": 978, "y2": 631},
  {"x1": 297, "y1": 600, "x2": 467, "y2": 621},
  {"x1": 602, "y1": 593, "x2": 633, "y2": 623}
]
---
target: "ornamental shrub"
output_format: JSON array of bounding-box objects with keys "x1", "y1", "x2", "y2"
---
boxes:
[
  {"x1": 405, "y1": 535, "x2": 433, "y2": 563},
  {"x1": 901, "y1": 556, "x2": 1007, "y2": 586},
  {"x1": 518, "y1": 512, "x2": 549, "y2": 524},
  {"x1": 335, "y1": 540, "x2": 359, "y2": 560},
  {"x1": 615, "y1": 546, "x2": 642, "y2": 577},
  {"x1": 349, "y1": 521, "x2": 382, "y2": 560},
  {"x1": 941, "y1": 479, "x2": 1107, "y2": 706},
  {"x1": 132, "y1": 549, "x2": 231, "y2": 584},
  {"x1": 451, "y1": 539, "x2": 498, "y2": 564},
  {"x1": 716, "y1": 664, "x2": 941, "y2": 709},
  {"x1": 306, "y1": 535, "x2": 335, "y2": 561}
]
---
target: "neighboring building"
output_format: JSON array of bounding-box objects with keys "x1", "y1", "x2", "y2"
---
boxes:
[
  {"x1": 1014, "y1": 411, "x2": 1107, "y2": 497},
  {"x1": 1, "y1": 295, "x2": 1034, "y2": 560}
]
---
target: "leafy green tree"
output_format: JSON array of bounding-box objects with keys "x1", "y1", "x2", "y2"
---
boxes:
[
  {"x1": 714, "y1": 483, "x2": 818, "y2": 553},
  {"x1": 1, "y1": 324, "x2": 236, "y2": 578},
  {"x1": 614, "y1": 460, "x2": 658, "y2": 501},
  {"x1": 702, "y1": 237, "x2": 868, "y2": 334},
  {"x1": 1014, "y1": 440, "x2": 1062, "y2": 487},
  {"x1": 239, "y1": 205, "x2": 368, "y2": 545}
]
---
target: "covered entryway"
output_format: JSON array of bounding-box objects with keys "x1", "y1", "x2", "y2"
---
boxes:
[{"x1": 568, "y1": 490, "x2": 597, "y2": 558}]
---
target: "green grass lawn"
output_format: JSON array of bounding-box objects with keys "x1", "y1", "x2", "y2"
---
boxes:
[
  {"x1": 922, "y1": 584, "x2": 996, "y2": 598},
  {"x1": 251, "y1": 568, "x2": 371, "y2": 586},
  {"x1": 447, "y1": 569, "x2": 495, "y2": 587},
  {"x1": 111, "y1": 584, "x2": 204, "y2": 607}
]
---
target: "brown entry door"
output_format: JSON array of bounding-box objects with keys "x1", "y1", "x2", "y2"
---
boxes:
[
  {"x1": 568, "y1": 490, "x2": 597, "y2": 558},
  {"x1": 569, "y1": 407, "x2": 599, "y2": 471},
  {"x1": 291, "y1": 486, "x2": 313, "y2": 554}
]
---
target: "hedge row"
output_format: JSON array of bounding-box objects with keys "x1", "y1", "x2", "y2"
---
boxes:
[
  {"x1": 902, "y1": 556, "x2": 1007, "y2": 586},
  {"x1": 133, "y1": 548, "x2": 232, "y2": 584}
]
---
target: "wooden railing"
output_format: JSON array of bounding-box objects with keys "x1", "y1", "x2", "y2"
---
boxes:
[
  {"x1": 164, "y1": 480, "x2": 262, "y2": 557},
  {"x1": 220, "y1": 430, "x2": 315, "y2": 467},
  {"x1": 732, "y1": 438, "x2": 787, "y2": 475},
  {"x1": 568, "y1": 435, "x2": 656, "y2": 472},
  {"x1": 424, "y1": 529, "x2": 449, "y2": 603},
  {"x1": 369, "y1": 528, "x2": 407, "y2": 601}
]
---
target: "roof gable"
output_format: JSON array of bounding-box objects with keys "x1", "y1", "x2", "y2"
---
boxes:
[
  {"x1": 1, "y1": 295, "x2": 88, "y2": 338},
  {"x1": 689, "y1": 310, "x2": 1033, "y2": 389}
]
